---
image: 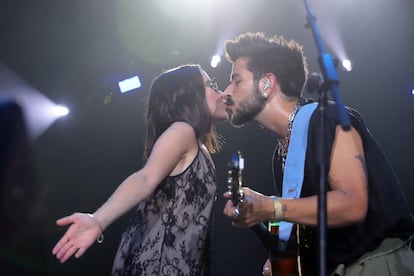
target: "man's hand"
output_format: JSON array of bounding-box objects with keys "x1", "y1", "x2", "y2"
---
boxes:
[{"x1": 223, "y1": 187, "x2": 274, "y2": 227}]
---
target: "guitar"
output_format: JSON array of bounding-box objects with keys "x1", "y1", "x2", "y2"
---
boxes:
[{"x1": 227, "y1": 151, "x2": 313, "y2": 276}]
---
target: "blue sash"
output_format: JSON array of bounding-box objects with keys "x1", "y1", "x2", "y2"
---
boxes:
[{"x1": 279, "y1": 103, "x2": 318, "y2": 250}]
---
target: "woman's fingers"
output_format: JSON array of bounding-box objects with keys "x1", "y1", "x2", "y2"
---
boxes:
[
  {"x1": 60, "y1": 243, "x2": 79, "y2": 263},
  {"x1": 54, "y1": 237, "x2": 75, "y2": 262},
  {"x1": 75, "y1": 247, "x2": 87, "y2": 259},
  {"x1": 263, "y1": 259, "x2": 272, "y2": 276},
  {"x1": 52, "y1": 232, "x2": 71, "y2": 255},
  {"x1": 56, "y1": 213, "x2": 76, "y2": 226}
]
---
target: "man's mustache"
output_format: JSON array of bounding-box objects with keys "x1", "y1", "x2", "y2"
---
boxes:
[{"x1": 223, "y1": 95, "x2": 234, "y2": 106}]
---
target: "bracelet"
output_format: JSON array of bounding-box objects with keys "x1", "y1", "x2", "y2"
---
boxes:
[
  {"x1": 88, "y1": 213, "x2": 104, "y2": 244},
  {"x1": 97, "y1": 233, "x2": 104, "y2": 244},
  {"x1": 270, "y1": 196, "x2": 283, "y2": 222}
]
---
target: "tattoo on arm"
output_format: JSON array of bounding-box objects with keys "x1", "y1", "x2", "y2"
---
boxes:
[
  {"x1": 355, "y1": 155, "x2": 368, "y2": 187},
  {"x1": 282, "y1": 204, "x2": 287, "y2": 213}
]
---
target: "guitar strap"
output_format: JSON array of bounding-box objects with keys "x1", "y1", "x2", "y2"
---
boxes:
[{"x1": 279, "y1": 102, "x2": 318, "y2": 250}]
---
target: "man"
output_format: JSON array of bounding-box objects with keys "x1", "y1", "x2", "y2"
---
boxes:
[{"x1": 222, "y1": 32, "x2": 414, "y2": 275}]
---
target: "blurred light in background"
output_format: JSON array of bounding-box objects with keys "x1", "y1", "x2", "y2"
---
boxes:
[
  {"x1": 152, "y1": 0, "x2": 208, "y2": 20},
  {"x1": 52, "y1": 105, "x2": 69, "y2": 117},
  {"x1": 342, "y1": 59, "x2": 352, "y2": 72},
  {"x1": 210, "y1": 55, "x2": 221, "y2": 68},
  {"x1": 118, "y1": 75, "x2": 142, "y2": 93},
  {"x1": 0, "y1": 64, "x2": 69, "y2": 141},
  {"x1": 116, "y1": 0, "x2": 214, "y2": 65}
]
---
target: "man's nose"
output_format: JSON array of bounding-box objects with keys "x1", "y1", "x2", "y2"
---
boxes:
[{"x1": 223, "y1": 85, "x2": 231, "y2": 96}]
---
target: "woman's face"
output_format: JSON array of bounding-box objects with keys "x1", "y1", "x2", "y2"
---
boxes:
[{"x1": 201, "y1": 70, "x2": 229, "y2": 123}]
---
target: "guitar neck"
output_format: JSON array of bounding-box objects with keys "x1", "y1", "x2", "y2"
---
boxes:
[{"x1": 228, "y1": 151, "x2": 313, "y2": 275}]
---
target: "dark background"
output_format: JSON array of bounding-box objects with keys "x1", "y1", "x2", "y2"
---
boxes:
[{"x1": 1, "y1": 0, "x2": 413, "y2": 275}]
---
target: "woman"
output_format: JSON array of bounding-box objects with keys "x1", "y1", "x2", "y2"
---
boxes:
[{"x1": 52, "y1": 64, "x2": 228, "y2": 275}]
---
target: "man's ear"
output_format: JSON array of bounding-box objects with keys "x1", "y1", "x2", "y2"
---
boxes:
[
  {"x1": 260, "y1": 73, "x2": 277, "y2": 97},
  {"x1": 263, "y1": 79, "x2": 271, "y2": 90}
]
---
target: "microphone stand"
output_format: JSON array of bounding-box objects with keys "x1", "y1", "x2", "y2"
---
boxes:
[{"x1": 302, "y1": 0, "x2": 351, "y2": 275}]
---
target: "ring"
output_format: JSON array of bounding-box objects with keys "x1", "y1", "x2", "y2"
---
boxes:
[{"x1": 233, "y1": 207, "x2": 240, "y2": 219}]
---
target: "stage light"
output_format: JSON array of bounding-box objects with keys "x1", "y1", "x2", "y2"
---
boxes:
[
  {"x1": 210, "y1": 55, "x2": 221, "y2": 68},
  {"x1": 118, "y1": 76, "x2": 141, "y2": 93},
  {"x1": 342, "y1": 59, "x2": 352, "y2": 72},
  {"x1": 0, "y1": 63, "x2": 69, "y2": 140},
  {"x1": 52, "y1": 105, "x2": 69, "y2": 117}
]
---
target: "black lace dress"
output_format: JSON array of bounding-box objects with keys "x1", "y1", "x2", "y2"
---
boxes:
[{"x1": 112, "y1": 148, "x2": 217, "y2": 276}]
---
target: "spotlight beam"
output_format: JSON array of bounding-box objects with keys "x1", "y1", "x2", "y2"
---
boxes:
[{"x1": 0, "y1": 63, "x2": 68, "y2": 141}]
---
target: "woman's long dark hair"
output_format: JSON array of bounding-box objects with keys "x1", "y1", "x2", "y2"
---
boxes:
[{"x1": 143, "y1": 64, "x2": 221, "y2": 160}]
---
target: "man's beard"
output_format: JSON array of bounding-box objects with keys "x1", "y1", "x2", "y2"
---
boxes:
[{"x1": 229, "y1": 84, "x2": 266, "y2": 127}]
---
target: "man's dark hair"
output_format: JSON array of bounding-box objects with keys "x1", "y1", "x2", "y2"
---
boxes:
[{"x1": 224, "y1": 32, "x2": 308, "y2": 99}]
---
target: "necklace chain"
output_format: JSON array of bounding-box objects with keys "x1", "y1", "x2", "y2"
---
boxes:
[{"x1": 277, "y1": 104, "x2": 300, "y2": 171}]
